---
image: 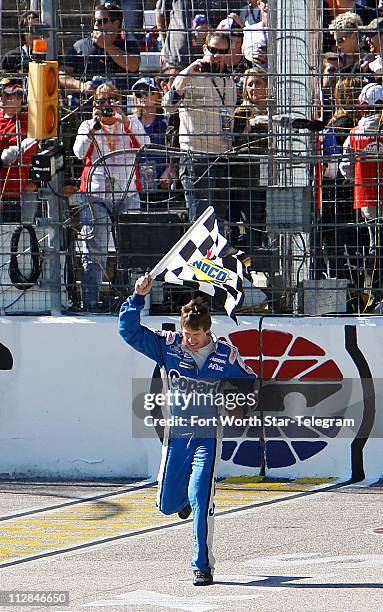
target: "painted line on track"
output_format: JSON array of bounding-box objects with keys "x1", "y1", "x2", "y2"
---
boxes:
[
  {"x1": 0, "y1": 478, "x2": 344, "y2": 570},
  {"x1": 0, "y1": 480, "x2": 155, "y2": 523}
]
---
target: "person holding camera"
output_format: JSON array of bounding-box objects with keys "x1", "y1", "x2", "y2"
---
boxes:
[
  {"x1": 163, "y1": 30, "x2": 237, "y2": 222},
  {"x1": 73, "y1": 83, "x2": 149, "y2": 311}
]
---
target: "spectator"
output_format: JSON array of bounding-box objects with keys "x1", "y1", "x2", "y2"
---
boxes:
[
  {"x1": 325, "y1": 2, "x2": 377, "y2": 26},
  {"x1": 73, "y1": 83, "x2": 149, "y2": 310},
  {"x1": 157, "y1": 0, "x2": 242, "y2": 68},
  {"x1": 240, "y1": 0, "x2": 261, "y2": 27},
  {"x1": 217, "y1": 14, "x2": 247, "y2": 76},
  {"x1": 190, "y1": 14, "x2": 209, "y2": 55},
  {"x1": 120, "y1": 0, "x2": 144, "y2": 43},
  {"x1": 157, "y1": 64, "x2": 182, "y2": 193},
  {"x1": 328, "y1": 11, "x2": 365, "y2": 74},
  {"x1": 242, "y1": 0, "x2": 268, "y2": 68},
  {"x1": 231, "y1": 67, "x2": 269, "y2": 250},
  {"x1": 0, "y1": 78, "x2": 37, "y2": 223},
  {"x1": 157, "y1": 63, "x2": 182, "y2": 95},
  {"x1": 322, "y1": 52, "x2": 345, "y2": 122},
  {"x1": 164, "y1": 31, "x2": 237, "y2": 222},
  {"x1": 131, "y1": 77, "x2": 171, "y2": 202},
  {"x1": 1, "y1": 10, "x2": 42, "y2": 73},
  {"x1": 361, "y1": 18, "x2": 383, "y2": 77},
  {"x1": 320, "y1": 76, "x2": 363, "y2": 281},
  {"x1": 60, "y1": 2, "x2": 140, "y2": 95},
  {"x1": 339, "y1": 83, "x2": 383, "y2": 297}
]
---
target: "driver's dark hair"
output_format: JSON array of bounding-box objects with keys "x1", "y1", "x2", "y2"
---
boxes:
[{"x1": 180, "y1": 297, "x2": 211, "y2": 331}]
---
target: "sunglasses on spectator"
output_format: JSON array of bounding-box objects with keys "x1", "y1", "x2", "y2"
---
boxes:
[
  {"x1": 95, "y1": 17, "x2": 111, "y2": 25},
  {"x1": 207, "y1": 46, "x2": 230, "y2": 55},
  {"x1": 134, "y1": 89, "x2": 158, "y2": 98},
  {"x1": 96, "y1": 97, "x2": 119, "y2": 104}
]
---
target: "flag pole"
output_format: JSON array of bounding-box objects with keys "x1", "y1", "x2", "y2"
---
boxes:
[{"x1": 149, "y1": 207, "x2": 215, "y2": 279}]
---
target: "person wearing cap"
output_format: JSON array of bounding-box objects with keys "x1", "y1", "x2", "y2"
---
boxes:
[
  {"x1": 191, "y1": 14, "x2": 209, "y2": 54},
  {"x1": 340, "y1": 82, "x2": 383, "y2": 296},
  {"x1": 0, "y1": 78, "x2": 37, "y2": 222},
  {"x1": 0, "y1": 11, "x2": 42, "y2": 73},
  {"x1": 163, "y1": 30, "x2": 237, "y2": 222},
  {"x1": 60, "y1": 2, "x2": 140, "y2": 95},
  {"x1": 73, "y1": 82, "x2": 149, "y2": 311},
  {"x1": 132, "y1": 77, "x2": 172, "y2": 201}
]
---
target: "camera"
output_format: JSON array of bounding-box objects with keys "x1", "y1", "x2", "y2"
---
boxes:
[
  {"x1": 101, "y1": 106, "x2": 114, "y2": 117},
  {"x1": 200, "y1": 61, "x2": 220, "y2": 74}
]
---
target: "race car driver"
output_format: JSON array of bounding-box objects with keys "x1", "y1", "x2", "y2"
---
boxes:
[{"x1": 118, "y1": 272, "x2": 256, "y2": 586}]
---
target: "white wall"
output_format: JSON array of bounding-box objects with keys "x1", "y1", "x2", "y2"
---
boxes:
[{"x1": 0, "y1": 314, "x2": 381, "y2": 481}]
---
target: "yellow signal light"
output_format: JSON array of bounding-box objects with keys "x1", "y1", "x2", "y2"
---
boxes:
[{"x1": 27, "y1": 61, "x2": 59, "y2": 140}]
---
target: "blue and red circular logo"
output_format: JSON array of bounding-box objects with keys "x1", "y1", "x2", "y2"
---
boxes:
[{"x1": 220, "y1": 328, "x2": 350, "y2": 469}]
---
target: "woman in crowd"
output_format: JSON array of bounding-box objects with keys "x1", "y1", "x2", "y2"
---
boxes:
[
  {"x1": 73, "y1": 82, "x2": 149, "y2": 310},
  {"x1": 320, "y1": 75, "x2": 365, "y2": 286},
  {"x1": 231, "y1": 66, "x2": 269, "y2": 252}
]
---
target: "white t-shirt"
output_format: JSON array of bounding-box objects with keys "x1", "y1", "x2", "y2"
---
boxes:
[
  {"x1": 242, "y1": 22, "x2": 268, "y2": 64},
  {"x1": 73, "y1": 114, "x2": 150, "y2": 198},
  {"x1": 186, "y1": 339, "x2": 214, "y2": 371}
]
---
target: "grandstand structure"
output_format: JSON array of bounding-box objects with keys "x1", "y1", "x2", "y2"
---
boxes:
[{"x1": 0, "y1": 0, "x2": 382, "y2": 317}]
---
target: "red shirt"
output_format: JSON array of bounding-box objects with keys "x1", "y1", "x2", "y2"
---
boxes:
[
  {"x1": 0, "y1": 110, "x2": 36, "y2": 199},
  {"x1": 349, "y1": 127, "x2": 383, "y2": 209}
]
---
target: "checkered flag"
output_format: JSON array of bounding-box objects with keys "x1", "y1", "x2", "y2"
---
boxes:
[{"x1": 150, "y1": 207, "x2": 245, "y2": 321}]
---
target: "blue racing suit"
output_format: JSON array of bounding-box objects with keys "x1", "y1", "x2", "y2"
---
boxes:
[{"x1": 118, "y1": 293, "x2": 256, "y2": 573}]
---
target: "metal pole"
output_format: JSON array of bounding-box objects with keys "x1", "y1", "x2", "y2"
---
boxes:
[
  {"x1": 40, "y1": 0, "x2": 63, "y2": 316},
  {"x1": 41, "y1": 0, "x2": 58, "y2": 59},
  {"x1": 267, "y1": 0, "x2": 322, "y2": 311}
]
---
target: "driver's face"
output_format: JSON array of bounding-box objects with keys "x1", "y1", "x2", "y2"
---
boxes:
[{"x1": 182, "y1": 325, "x2": 211, "y2": 352}]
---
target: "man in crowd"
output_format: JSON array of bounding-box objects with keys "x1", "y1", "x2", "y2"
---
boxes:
[
  {"x1": 1, "y1": 10, "x2": 43, "y2": 73},
  {"x1": 157, "y1": 0, "x2": 242, "y2": 68},
  {"x1": 0, "y1": 78, "x2": 37, "y2": 223},
  {"x1": 164, "y1": 31, "x2": 237, "y2": 222},
  {"x1": 60, "y1": 2, "x2": 140, "y2": 95},
  {"x1": 217, "y1": 14, "x2": 247, "y2": 76},
  {"x1": 119, "y1": 273, "x2": 256, "y2": 585}
]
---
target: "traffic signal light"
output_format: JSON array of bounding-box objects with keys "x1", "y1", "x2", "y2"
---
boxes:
[{"x1": 27, "y1": 60, "x2": 58, "y2": 140}]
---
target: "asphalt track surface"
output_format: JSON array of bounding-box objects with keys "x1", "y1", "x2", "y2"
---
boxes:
[{"x1": 0, "y1": 478, "x2": 382, "y2": 611}]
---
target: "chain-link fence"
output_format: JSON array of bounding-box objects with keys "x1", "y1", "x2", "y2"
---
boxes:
[{"x1": 0, "y1": 0, "x2": 382, "y2": 316}]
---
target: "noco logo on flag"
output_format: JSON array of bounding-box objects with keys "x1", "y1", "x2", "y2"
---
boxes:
[{"x1": 189, "y1": 258, "x2": 231, "y2": 284}]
